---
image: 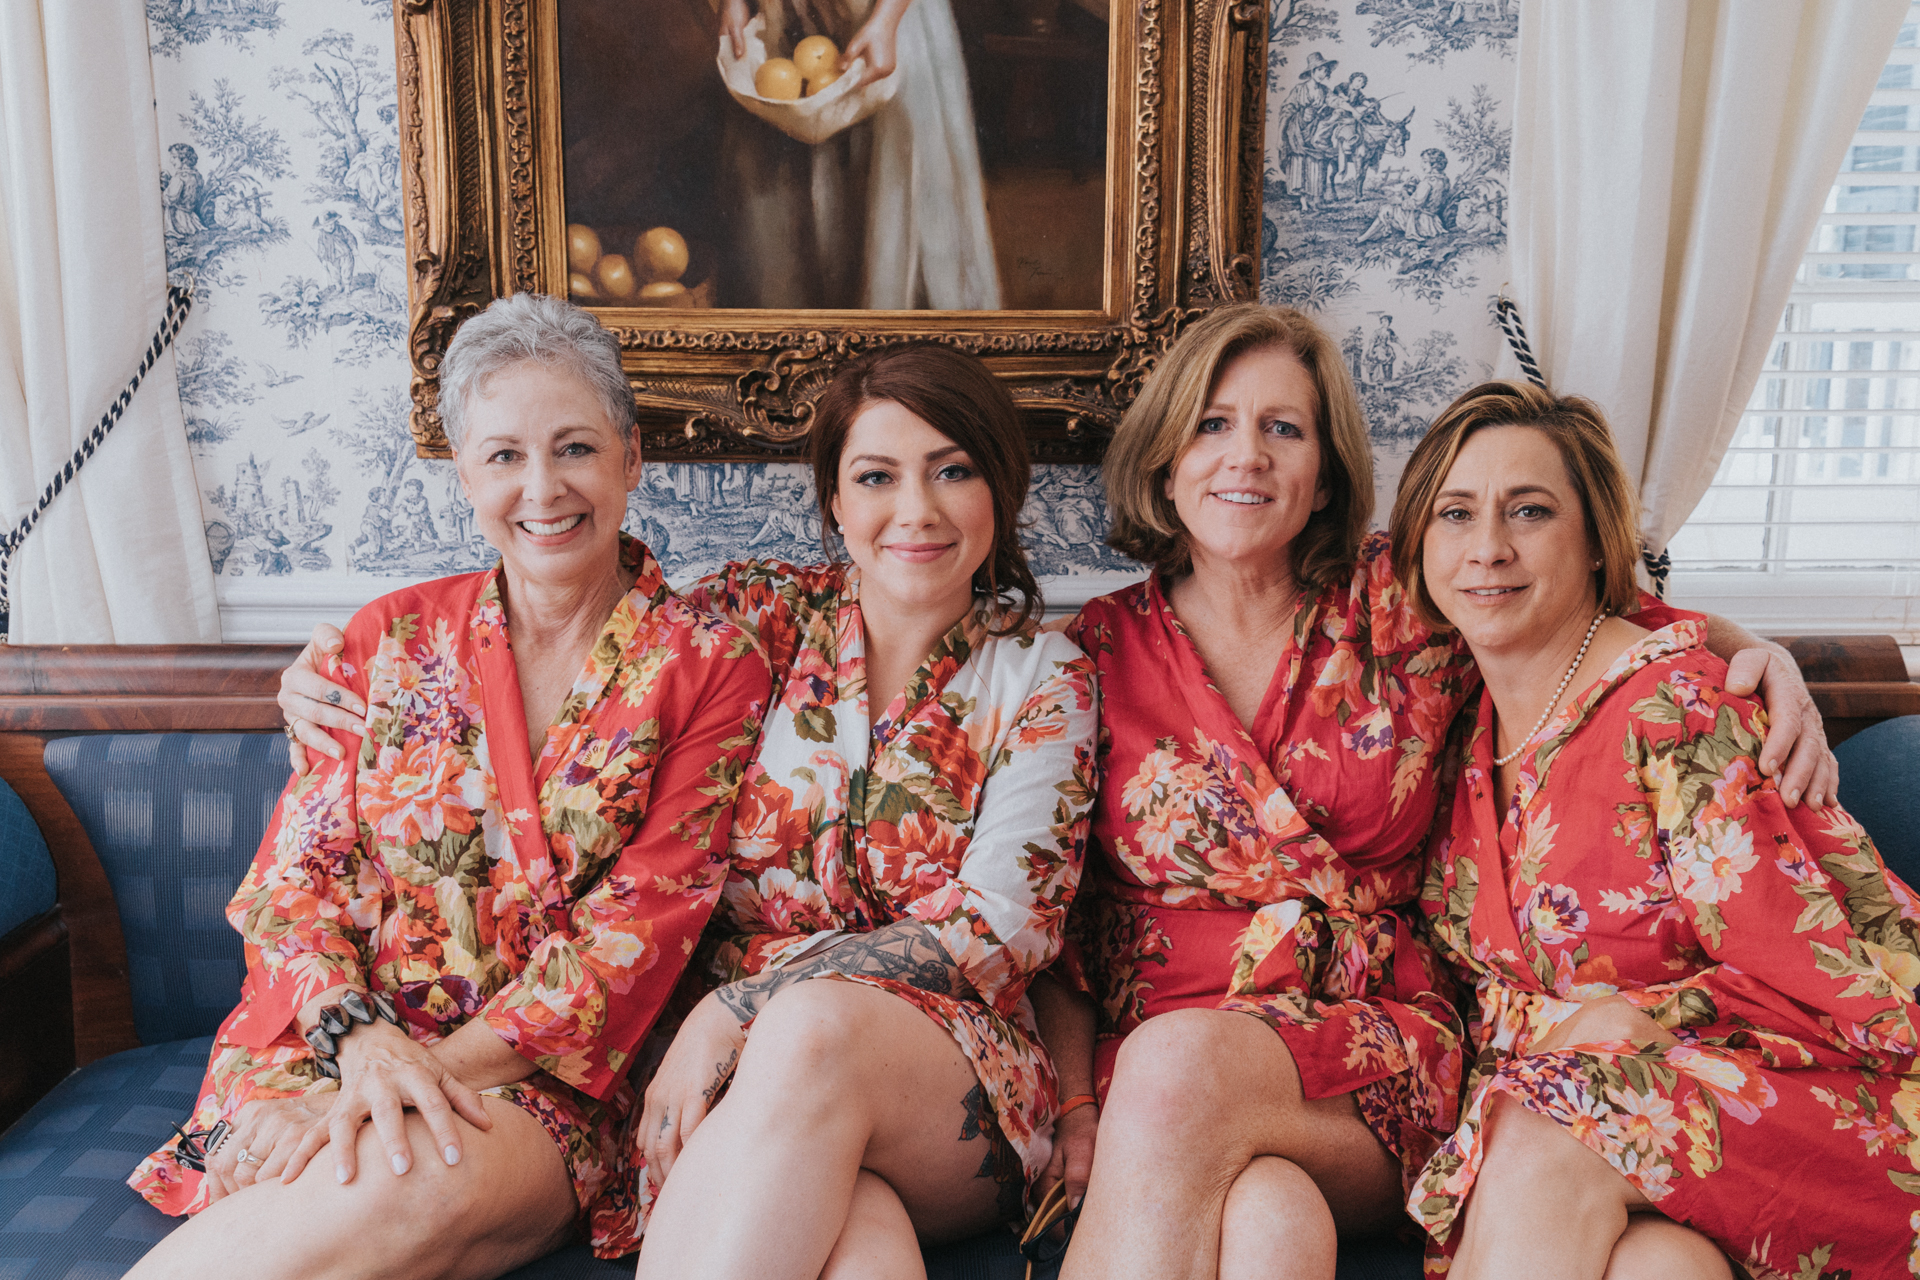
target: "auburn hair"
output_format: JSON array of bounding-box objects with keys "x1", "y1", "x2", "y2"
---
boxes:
[{"x1": 809, "y1": 344, "x2": 1041, "y2": 633}]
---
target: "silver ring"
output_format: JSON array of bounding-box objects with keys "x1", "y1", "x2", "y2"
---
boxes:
[
  {"x1": 282, "y1": 720, "x2": 298, "y2": 742},
  {"x1": 236, "y1": 1147, "x2": 262, "y2": 1166}
]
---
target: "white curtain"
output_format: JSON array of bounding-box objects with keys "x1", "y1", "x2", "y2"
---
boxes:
[
  {"x1": 0, "y1": 0, "x2": 220, "y2": 643},
  {"x1": 1509, "y1": 0, "x2": 1908, "y2": 556}
]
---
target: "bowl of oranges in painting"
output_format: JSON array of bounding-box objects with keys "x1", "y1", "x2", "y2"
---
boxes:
[
  {"x1": 717, "y1": 14, "x2": 898, "y2": 145},
  {"x1": 566, "y1": 223, "x2": 712, "y2": 309}
]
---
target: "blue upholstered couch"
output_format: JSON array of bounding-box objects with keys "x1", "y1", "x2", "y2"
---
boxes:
[{"x1": 2, "y1": 641, "x2": 1915, "y2": 1280}]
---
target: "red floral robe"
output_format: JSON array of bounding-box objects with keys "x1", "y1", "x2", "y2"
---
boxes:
[
  {"x1": 1066, "y1": 534, "x2": 1678, "y2": 1179},
  {"x1": 129, "y1": 537, "x2": 769, "y2": 1257},
  {"x1": 1412, "y1": 620, "x2": 1920, "y2": 1278},
  {"x1": 684, "y1": 560, "x2": 1099, "y2": 1187}
]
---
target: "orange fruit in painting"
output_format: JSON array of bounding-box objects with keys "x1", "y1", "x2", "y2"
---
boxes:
[
  {"x1": 635, "y1": 227, "x2": 689, "y2": 282},
  {"x1": 755, "y1": 57, "x2": 803, "y2": 100},
  {"x1": 639, "y1": 281, "x2": 690, "y2": 308},
  {"x1": 595, "y1": 253, "x2": 637, "y2": 300},
  {"x1": 806, "y1": 64, "x2": 843, "y2": 95},
  {"x1": 568, "y1": 271, "x2": 599, "y2": 301},
  {"x1": 793, "y1": 36, "x2": 839, "y2": 84},
  {"x1": 566, "y1": 224, "x2": 601, "y2": 274}
]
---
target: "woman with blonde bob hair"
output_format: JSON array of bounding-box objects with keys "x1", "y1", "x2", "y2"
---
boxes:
[
  {"x1": 1392, "y1": 380, "x2": 1920, "y2": 1279},
  {"x1": 1035, "y1": 316, "x2": 1836, "y2": 1280}
]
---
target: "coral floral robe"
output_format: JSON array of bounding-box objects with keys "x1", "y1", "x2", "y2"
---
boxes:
[
  {"x1": 1066, "y1": 534, "x2": 1680, "y2": 1178},
  {"x1": 130, "y1": 537, "x2": 769, "y2": 1258},
  {"x1": 685, "y1": 561, "x2": 1099, "y2": 1184},
  {"x1": 1411, "y1": 620, "x2": 1920, "y2": 1278}
]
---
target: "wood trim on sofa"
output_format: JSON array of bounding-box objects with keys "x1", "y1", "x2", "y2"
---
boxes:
[{"x1": 0, "y1": 645, "x2": 296, "y2": 1070}]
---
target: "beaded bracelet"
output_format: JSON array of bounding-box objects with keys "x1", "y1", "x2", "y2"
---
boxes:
[
  {"x1": 303, "y1": 989, "x2": 401, "y2": 1079},
  {"x1": 1056, "y1": 1093, "x2": 1099, "y2": 1120}
]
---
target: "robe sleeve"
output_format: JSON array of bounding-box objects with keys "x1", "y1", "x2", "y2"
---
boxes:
[
  {"x1": 683, "y1": 560, "x2": 814, "y2": 681},
  {"x1": 477, "y1": 625, "x2": 771, "y2": 1098},
  {"x1": 1622, "y1": 678, "x2": 1920, "y2": 1060},
  {"x1": 223, "y1": 623, "x2": 388, "y2": 1052},
  {"x1": 905, "y1": 639, "x2": 1100, "y2": 1016}
]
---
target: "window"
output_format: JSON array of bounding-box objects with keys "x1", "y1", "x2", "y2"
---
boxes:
[{"x1": 1667, "y1": 13, "x2": 1920, "y2": 637}]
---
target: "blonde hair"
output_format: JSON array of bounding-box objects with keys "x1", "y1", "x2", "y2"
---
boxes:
[
  {"x1": 1388, "y1": 380, "x2": 1643, "y2": 631},
  {"x1": 1102, "y1": 303, "x2": 1373, "y2": 587}
]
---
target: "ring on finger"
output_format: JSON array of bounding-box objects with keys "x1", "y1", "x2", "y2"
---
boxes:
[
  {"x1": 236, "y1": 1146, "x2": 263, "y2": 1166},
  {"x1": 282, "y1": 720, "x2": 299, "y2": 742}
]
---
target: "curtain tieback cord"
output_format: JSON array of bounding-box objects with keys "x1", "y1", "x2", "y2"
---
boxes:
[{"x1": 0, "y1": 281, "x2": 195, "y2": 641}]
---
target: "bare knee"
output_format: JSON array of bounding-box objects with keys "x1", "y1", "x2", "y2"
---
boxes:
[
  {"x1": 736, "y1": 979, "x2": 889, "y2": 1100},
  {"x1": 1475, "y1": 1094, "x2": 1630, "y2": 1219},
  {"x1": 1604, "y1": 1216, "x2": 1731, "y2": 1280},
  {"x1": 326, "y1": 1118, "x2": 484, "y2": 1242},
  {"x1": 1221, "y1": 1157, "x2": 1334, "y2": 1263},
  {"x1": 1105, "y1": 1010, "x2": 1293, "y2": 1145}
]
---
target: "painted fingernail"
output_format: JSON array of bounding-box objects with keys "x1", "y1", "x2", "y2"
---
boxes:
[
  {"x1": 392, "y1": 1153, "x2": 410, "y2": 1175},
  {"x1": 1787, "y1": 789, "x2": 1800, "y2": 805},
  {"x1": 336, "y1": 1164, "x2": 350, "y2": 1183},
  {"x1": 444, "y1": 1145, "x2": 460, "y2": 1166}
]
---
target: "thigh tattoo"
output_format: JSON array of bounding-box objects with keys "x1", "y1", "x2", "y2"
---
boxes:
[{"x1": 959, "y1": 1083, "x2": 1026, "y2": 1221}]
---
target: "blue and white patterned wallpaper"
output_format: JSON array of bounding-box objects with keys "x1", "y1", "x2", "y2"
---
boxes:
[{"x1": 147, "y1": 0, "x2": 1514, "y2": 607}]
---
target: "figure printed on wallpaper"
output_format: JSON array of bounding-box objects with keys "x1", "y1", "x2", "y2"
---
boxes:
[
  {"x1": 1359, "y1": 147, "x2": 1450, "y2": 242},
  {"x1": 347, "y1": 486, "x2": 390, "y2": 563},
  {"x1": 742, "y1": 469, "x2": 822, "y2": 552},
  {"x1": 1023, "y1": 466, "x2": 1135, "y2": 577},
  {"x1": 1365, "y1": 313, "x2": 1401, "y2": 382},
  {"x1": 1276, "y1": 51, "x2": 1338, "y2": 210},
  {"x1": 392, "y1": 476, "x2": 441, "y2": 548},
  {"x1": 164, "y1": 143, "x2": 213, "y2": 235},
  {"x1": 158, "y1": 82, "x2": 291, "y2": 288},
  {"x1": 557, "y1": 0, "x2": 1107, "y2": 312},
  {"x1": 313, "y1": 211, "x2": 360, "y2": 292},
  {"x1": 147, "y1": 0, "x2": 284, "y2": 59}
]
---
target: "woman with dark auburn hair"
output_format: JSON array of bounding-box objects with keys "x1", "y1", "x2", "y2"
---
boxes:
[
  {"x1": 1391, "y1": 382, "x2": 1920, "y2": 1280},
  {"x1": 278, "y1": 341, "x2": 1098, "y2": 1276},
  {"x1": 1037, "y1": 304, "x2": 1837, "y2": 1280}
]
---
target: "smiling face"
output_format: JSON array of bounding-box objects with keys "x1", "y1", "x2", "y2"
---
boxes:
[
  {"x1": 454, "y1": 361, "x2": 641, "y2": 592},
  {"x1": 1421, "y1": 424, "x2": 1603, "y2": 659},
  {"x1": 830, "y1": 398, "x2": 995, "y2": 624},
  {"x1": 1163, "y1": 344, "x2": 1328, "y2": 579}
]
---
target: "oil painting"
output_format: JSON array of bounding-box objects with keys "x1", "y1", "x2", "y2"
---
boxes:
[{"x1": 557, "y1": 0, "x2": 1111, "y2": 313}]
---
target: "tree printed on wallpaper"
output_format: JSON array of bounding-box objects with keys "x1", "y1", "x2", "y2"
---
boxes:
[
  {"x1": 258, "y1": 31, "x2": 408, "y2": 367},
  {"x1": 160, "y1": 82, "x2": 290, "y2": 291},
  {"x1": 1355, "y1": 0, "x2": 1517, "y2": 67},
  {"x1": 1260, "y1": 0, "x2": 1515, "y2": 471},
  {"x1": 146, "y1": 0, "x2": 284, "y2": 60},
  {"x1": 175, "y1": 329, "x2": 259, "y2": 446}
]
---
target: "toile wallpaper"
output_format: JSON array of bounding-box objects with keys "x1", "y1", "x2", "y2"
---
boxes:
[{"x1": 146, "y1": 0, "x2": 1515, "y2": 623}]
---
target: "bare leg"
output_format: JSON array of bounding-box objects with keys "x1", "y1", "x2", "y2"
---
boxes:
[
  {"x1": 1449, "y1": 1095, "x2": 1718, "y2": 1280},
  {"x1": 1217, "y1": 1156, "x2": 1337, "y2": 1280},
  {"x1": 127, "y1": 1097, "x2": 576, "y2": 1280},
  {"x1": 1061, "y1": 1008, "x2": 1402, "y2": 1280},
  {"x1": 637, "y1": 979, "x2": 1019, "y2": 1280},
  {"x1": 1603, "y1": 1217, "x2": 1732, "y2": 1280},
  {"x1": 819, "y1": 1170, "x2": 928, "y2": 1280}
]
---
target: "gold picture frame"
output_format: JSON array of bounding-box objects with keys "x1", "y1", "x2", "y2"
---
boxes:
[{"x1": 393, "y1": 0, "x2": 1267, "y2": 462}]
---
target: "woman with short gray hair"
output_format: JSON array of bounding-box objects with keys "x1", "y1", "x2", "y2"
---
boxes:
[{"x1": 126, "y1": 293, "x2": 771, "y2": 1279}]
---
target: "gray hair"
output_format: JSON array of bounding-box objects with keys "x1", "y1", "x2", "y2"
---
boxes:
[{"x1": 438, "y1": 293, "x2": 636, "y2": 453}]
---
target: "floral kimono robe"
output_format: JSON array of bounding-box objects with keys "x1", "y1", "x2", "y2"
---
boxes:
[
  {"x1": 685, "y1": 560, "x2": 1099, "y2": 1183},
  {"x1": 1065, "y1": 533, "x2": 1480, "y2": 1176},
  {"x1": 130, "y1": 537, "x2": 769, "y2": 1258},
  {"x1": 1411, "y1": 620, "x2": 1920, "y2": 1278}
]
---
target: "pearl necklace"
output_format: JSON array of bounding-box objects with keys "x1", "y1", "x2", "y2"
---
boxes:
[{"x1": 1493, "y1": 613, "x2": 1605, "y2": 768}]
